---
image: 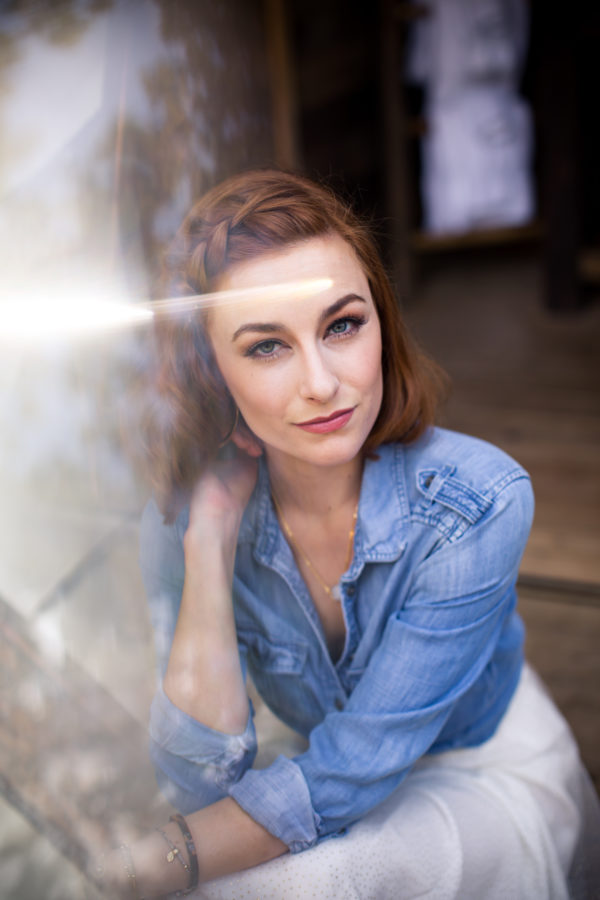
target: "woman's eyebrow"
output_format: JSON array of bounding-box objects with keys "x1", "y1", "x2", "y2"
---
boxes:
[{"x1": 231, "y1": 293, "x2": 366, "y2": 342}]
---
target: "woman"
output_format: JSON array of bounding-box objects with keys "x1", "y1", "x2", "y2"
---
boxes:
[{"x1": 100, "y1": 170, "x2": 598, "y2": 898}]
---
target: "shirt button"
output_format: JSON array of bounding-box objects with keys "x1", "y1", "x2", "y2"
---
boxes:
[
  {"x1": 334, "y1": 697, "x2": 345, "y2": 711},
  {"x1": 346, "y1": 584, "x2": 356, "y2": 596}
]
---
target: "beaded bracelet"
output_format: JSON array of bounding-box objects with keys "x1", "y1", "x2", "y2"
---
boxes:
[
  {"x1": 119, "y1": 843, "x2": 143, "y2": 899},
  {"x1": 169, "y1": 814, "x2": 199, "y2": 896}
]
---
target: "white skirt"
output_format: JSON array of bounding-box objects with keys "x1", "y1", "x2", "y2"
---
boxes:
[{"x1": 196, "y1": 665, "x2": 600, "y2": 900}]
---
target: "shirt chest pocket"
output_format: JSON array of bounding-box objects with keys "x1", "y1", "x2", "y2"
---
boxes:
[{"x1": 239, "y1": 630, "x2": 308, "y2": 676}]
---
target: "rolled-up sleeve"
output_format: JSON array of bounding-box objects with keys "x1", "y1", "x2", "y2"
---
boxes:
[
  {"x1": 150, "y1": 686, "x2": 257, "y2": 813},
  {"x1": 230, "y1": 474, "x2": 534, "y2": 851}
]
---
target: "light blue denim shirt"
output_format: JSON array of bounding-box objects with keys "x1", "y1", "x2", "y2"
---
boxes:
[{"x1": 140, "y1": 427, "x2": 534, "y2": 853}]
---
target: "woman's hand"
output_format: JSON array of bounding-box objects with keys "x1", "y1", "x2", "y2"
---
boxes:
[
  {"x1": 187, "y1": 452, "x2": 258, "y2": 544},
  {"x1": 185, "y1": 427, "x2": 262, "y2": 558}
]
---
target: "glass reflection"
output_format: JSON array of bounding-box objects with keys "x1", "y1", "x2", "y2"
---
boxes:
[{"x1": 0, "y1": 2, "x2": 272, "y2": 896}]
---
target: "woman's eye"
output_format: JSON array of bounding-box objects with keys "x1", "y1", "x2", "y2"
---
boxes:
[
  {"x1": 330, "y1": 320, "x2": 350, "y2": 334},
  {"x1": 246, "y1": 339, "x2": 281, "y2": 358},
  {"x1": 327, "y1": 316, "x2": 365, "y2": 338}
]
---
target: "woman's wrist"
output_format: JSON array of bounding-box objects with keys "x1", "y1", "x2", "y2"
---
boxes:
[
  {"x1": 93, "y1": 817, "x2": 199, "y2": 899},
  {"x1": 183, "y1": 520, "x2": 239, "y2": 574}
]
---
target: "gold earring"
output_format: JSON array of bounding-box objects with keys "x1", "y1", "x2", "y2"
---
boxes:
[{"x1": 218, "y1": 406, "x2": 239, "y2": 448}]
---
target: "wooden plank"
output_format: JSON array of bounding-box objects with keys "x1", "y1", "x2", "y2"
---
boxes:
[
  {"x1": 519, "y1": 585, "x2": 600, "y2": 792},
  {"x1": 411, "y1": 221, "x2": 544, "y2": 253},
  {"x1": 519, "y1": 574, "x2": 600, "y2": 601},
  {"x1": 263, "y1": 0, "x2": 302, "y2": 170}
]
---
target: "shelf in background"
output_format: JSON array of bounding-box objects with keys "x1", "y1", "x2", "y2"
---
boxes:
[{"x1": 411, "y1": 221, "x2": 545, "y2": 254}]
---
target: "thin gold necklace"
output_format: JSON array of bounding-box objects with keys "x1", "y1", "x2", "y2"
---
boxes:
[{"x1": 272, "y1": 494, "x2": 358, "y2": 602}]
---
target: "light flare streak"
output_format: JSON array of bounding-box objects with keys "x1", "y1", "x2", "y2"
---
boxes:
[{"x1": 0, "y1": 277, "x2": 334, "y2": 344}]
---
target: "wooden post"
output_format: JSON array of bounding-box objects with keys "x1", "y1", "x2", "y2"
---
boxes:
[
  {"x1": 535, "y1": 5, "x2": 583, "y2": 310},
  {"x1": 379, "y1": 0, "x2": 418, "y2": 305},
  {"x1": 263, "y1": 0, "x2": 302, "y2": 171}
]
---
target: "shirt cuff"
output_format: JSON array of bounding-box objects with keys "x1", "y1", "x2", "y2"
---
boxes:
[
  {"x1": 229, "y1": 754, "x2": 320, "y2": 853},
  {"x1": 149, "y1": 686, "x2": 256, "y2": 777}
]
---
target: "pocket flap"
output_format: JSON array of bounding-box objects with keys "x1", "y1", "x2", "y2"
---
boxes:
[{"x1": 417, "y1": 466, "x2": 491, "y2": 524}]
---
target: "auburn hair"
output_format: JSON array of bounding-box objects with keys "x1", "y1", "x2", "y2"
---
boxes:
[{"x1": 147, "y1": 169, "x2": 445, "y2": 521}]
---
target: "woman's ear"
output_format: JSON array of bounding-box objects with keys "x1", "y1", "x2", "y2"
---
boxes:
[{"x1": 231, "y1": 424, "x2": 263, "y2": 458}]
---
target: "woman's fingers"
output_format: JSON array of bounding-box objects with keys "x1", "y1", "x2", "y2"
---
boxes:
[
  {"x1": 218, "y1": 452, "x2": 260, "y2": 507},
  {"x1": 185, "y1": 454, "x2": 257, "y2": 558},
  {"x1": 188, "y1": 451, "x2": 259, "y2": 532},
  {"x1": 231, "y1": 426, "x2": 263, "y2": 458}
]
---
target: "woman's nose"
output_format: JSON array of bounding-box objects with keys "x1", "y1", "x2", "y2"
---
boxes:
[{"x1": 298, "y1": 348, "x2": 340, "y2": 402}]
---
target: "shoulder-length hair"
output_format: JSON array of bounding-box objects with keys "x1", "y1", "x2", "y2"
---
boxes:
[{"x1": 147, "y1": 169, "x2": 445, "y2": 521}]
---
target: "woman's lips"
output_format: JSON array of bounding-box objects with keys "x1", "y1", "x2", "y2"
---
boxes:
[{"x1": 295, "y1": 407, "x2": 355, "y2": 434}]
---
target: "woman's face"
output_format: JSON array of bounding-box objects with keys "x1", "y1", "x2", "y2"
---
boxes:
[{"x1": 207, "y1": 234, "x2": 383, "y2": 472}]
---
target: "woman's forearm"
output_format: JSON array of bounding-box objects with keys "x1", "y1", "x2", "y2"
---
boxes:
[
  {"x1": 183, "y1": 798, "x2": 287, "y2": 884},
  {"x1": 161, "y1": 455, "x2": 258, "y2": 735},
  {"x1": 162, "y1": 535, "x2": 249, "y2": 734},
  {"x1": 101, "y1": 798, "x2": 288, "y2": 898}
]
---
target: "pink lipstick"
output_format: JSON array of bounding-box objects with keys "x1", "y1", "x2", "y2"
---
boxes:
[{"x1": 295, "y1": 408, "x2": 355, "y2": 434}]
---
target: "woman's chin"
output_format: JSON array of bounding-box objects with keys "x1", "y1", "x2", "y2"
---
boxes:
[{"x1": 263, "y1": 433, "x2": 368, "y2": 471}]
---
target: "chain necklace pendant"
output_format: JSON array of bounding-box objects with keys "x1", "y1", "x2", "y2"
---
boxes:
[{"x1": 272, "y1": 493, "x2": 358, "y2": 603}]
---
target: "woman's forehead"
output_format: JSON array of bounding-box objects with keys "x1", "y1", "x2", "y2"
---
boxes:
[
  {"x1": 207, "y1": 235, "x2": 371, "y2": 333},
  {"x1": 218, "y1": 234, "x2": 367, "y2": 291}
]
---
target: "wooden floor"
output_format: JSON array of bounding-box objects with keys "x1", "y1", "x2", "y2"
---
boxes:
[
  {"x1": 518, "y1": 583, "x2": 600, "y2": 789},
  {"x1": 404, "y1": 247, "x2": 600, "y2": 788}
]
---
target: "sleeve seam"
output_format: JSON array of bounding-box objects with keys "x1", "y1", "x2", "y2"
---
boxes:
[{"x1": 485, "y1": 467, "x2": 531, "y2": 502}]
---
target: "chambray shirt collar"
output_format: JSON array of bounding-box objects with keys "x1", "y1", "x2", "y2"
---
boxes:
[{"x1": 238, "y1": 444, "x2": 409, "y2": 566}]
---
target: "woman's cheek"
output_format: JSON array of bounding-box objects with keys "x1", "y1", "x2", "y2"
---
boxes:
[{"x1": 236, "y1": 371, "x2": 288, "y2": 426}]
